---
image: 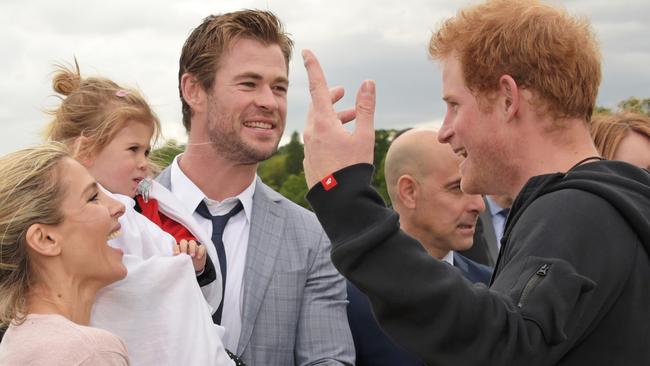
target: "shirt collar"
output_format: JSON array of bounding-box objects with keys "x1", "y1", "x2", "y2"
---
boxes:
[
  {"x1": 170, "y1": 154, "x2": 256, "y2": 222},
  {"x1": 485, "y1": 196, "x2": 504, "y2": 217},
  {"x1": 442, "y1": 251, "x2": 454, "y2": 266}
]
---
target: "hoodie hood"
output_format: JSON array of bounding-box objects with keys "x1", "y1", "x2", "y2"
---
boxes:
[{"x1": 503, "y1": 160, "x2": 650, "y2": 257}]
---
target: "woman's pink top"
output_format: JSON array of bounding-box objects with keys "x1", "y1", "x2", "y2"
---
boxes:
[{"x1": 0, "y1": 314, "x2": 129, "y2": 365}]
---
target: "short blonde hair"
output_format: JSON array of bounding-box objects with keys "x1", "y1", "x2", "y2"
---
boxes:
[
  {"x1": 45, "y1": 61, "x2": 161, "y2": 158},
  {"x1": 429, "y1": 0, "x2": 601, "y2": 123},
  {"x1": 0, "y1": 143, "x2": 70, "y2": 326},
  {"x1": 590, "y1": 112, "x2": 650, "y2": 159}
]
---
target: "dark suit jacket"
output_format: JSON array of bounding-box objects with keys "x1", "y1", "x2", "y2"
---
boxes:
[
  {"x1": 347, "y1": 253, "x2": 492, "y2": 366},
  {"x1": 459, "y1": 198, "x2": 500, "y2": 266}
]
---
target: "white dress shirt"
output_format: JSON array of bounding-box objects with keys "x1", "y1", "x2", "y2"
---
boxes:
[
  {"x1": 442, "y1": 251, "x2": 454, "y2": 266},
  {"x1": 169, "y1": 155, "x2": 255, "y2": 352},
  {"x1": 485, "y1": 196, "x2": 508, "y2": 249}
]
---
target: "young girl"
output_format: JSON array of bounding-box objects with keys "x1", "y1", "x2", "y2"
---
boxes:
[
  {"x1": 45, "y1": 63, "x2": 236, "y2": 366},
  {"x1": 45, "y1": 62, "x2": 220, "y2": 296}
]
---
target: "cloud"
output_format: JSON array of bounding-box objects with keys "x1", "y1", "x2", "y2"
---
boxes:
[{"x1": 0, "y1": 0, "x2": 648, "y2": 155}]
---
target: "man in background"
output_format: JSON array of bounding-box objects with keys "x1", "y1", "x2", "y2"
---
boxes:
[{"x1": 347, "y1": 129, "x2": 491, "y2": 365}]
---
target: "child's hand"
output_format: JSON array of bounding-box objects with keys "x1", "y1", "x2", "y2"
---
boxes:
[{"x1": 174, "y1": 239, "x2": 207, "y2": 273}]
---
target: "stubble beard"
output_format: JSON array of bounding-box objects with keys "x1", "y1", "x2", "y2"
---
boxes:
[
  {"x1": 207, "y1": 113, "x2": 280, "y2": 165},
  {"x1": 463, "y1": 143, "x2": 515, "y2": 196}
]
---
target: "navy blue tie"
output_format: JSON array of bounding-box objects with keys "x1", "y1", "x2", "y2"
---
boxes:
[
  {"x1": 499, "y1": 207, "x2": 510, "y2": 219},
  {"x1": 195, "y1": 199, "x2": 243, "y2": 324}
]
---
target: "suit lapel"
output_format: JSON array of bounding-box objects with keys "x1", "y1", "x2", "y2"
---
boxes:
[
  {"x1": 479, "y1": 199, "x2": 499, "y2": 264},
  {"x1": 453, "y1": 252, "x2": 492, "y2": 286},
  {"x1": 237, "y1": 179, "x2": 286, "y2": 355},
  {"x1": 452, "y1": 252, "x2": 468, "y2": 274}
]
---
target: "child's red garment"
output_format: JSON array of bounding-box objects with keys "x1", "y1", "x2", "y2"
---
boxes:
[
  {"x1": 136, "y1": 195, "x2": 197, "y2": 243},
  {"x1": 134, "y1": 193, "x2": 216, "y2": 286}
]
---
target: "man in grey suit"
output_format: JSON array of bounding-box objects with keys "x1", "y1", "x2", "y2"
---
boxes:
[{"x1": 156, "y1": 10, "x2": 354, "y2": 365}]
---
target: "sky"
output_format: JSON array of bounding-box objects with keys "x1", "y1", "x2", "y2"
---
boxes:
[{"x1": 1, "y1": 0, "x2": 649, "y2": 155}]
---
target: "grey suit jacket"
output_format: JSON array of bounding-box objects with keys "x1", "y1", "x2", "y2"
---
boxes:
[{"x1": 157, "y1": 166, "x2": 355, "y2": 365}]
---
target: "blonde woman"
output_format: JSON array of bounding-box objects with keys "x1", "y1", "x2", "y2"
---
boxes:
[
  {"x1": 45, "y1": 63, "x2": 235, "y2": 365},
  {"x1": 591, "y1": 112, "x2": 650, "y2": 170},
  {"x1": 0, "y1": 144, "x2": 129, "y2": 365}
]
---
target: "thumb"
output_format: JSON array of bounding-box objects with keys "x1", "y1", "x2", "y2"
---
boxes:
[{"x1": 354, "y1": 80, "x2": 376, "y2": 137}]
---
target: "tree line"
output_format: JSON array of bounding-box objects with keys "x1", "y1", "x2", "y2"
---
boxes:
[
  {"x1": 149, "y1": 96, "x2": 648, "y2": 210},
  {"x1": 150, "y1": 129, "x2": 398, "y2": 209}
]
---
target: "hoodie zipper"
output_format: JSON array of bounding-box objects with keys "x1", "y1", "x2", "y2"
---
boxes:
[{"x1": 517, "y1": 264, "x2": 550, "y2": 308}]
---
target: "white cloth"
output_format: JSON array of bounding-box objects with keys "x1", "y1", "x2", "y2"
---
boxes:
[
  {"x1": 145, "y1": 180, "x2": 223, "y2": 313},
  {"x1": 91, "y1": 188, "x2": 233, "y2": 366},
  {"x1": 107, "y1": 189, "x2": 175, "y2": 258},
  {"x1": 92, "y1": 255, "x2": 234, "y2": 366},
  {"x1": 169, "y1": 155, "x2": 255, "y2": 351}
]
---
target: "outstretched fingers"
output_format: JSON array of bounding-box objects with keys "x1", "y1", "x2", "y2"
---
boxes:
[
  {"x1": 301, "y1": 49, "x2": 377, "y2": 187},
  {"x1": 354, "y1": 80, "x2": 376, "y2": 138},
  {"x1": 329, "y1": 86, "x2": 345, "y2": 104},
  {"x1": 338, "y1": 108, "x2": 356, "y2": 124},
  {"x1": 303, "y1": 50, "x2": 335, "y2": 117},
  {"x1": 329, "y1": 86, "x2": 356, "y2": 123}
]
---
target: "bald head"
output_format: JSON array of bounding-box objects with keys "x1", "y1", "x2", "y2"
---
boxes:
[
  {"x1": 385, "y1": 129, "x2": 459, "y2": 206},
  {"x1": 384, "y1": 128, "x2": 485, "y2": 259}
]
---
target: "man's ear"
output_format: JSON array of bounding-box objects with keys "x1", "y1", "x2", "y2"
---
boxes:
[
  {"x1": 498, "y1": 75, "x2": 520, "y2": 121},
  {"x1": 180, "y1": 73, "x2": 207, "y2": 115},
  {"x1": 25, "y1": 224, "x2": 62, "y2": 257},
  {"x1": 397, "y1": 175, "x2": 418, "y2": 209}
]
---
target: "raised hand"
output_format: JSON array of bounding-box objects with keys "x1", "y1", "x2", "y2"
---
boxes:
[{"x1": 301, "y1": 49, "x2": 376, "y2": 188}]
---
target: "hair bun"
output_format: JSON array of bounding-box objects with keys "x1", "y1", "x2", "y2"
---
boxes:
[{"x1": 52, "y1": 63, "x2": 81, "y2": 96}]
